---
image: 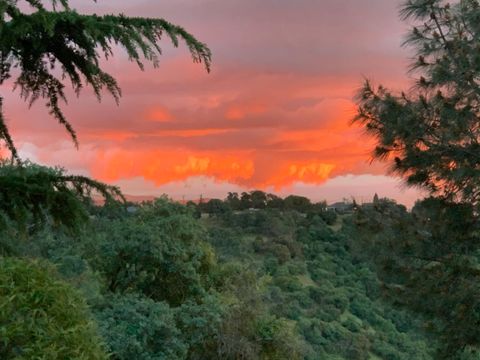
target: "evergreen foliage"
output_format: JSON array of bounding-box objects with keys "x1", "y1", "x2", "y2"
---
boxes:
[
  {"x1": 0, "y1": 0, "x2": 211, "y2": 160},
  {"x1": 349, "y1": 198, "x2": 480, "y2": 359},
  {"x1": 0, "y1": 0, "x2": 211, "y2": 241},
  {"x1": 353, "y1": 1, "x2": 480, "y2": 357},
  {"x1": 354, "y1": 0, "x2": 480, "y2": 205},
  {"x1": 0, "y1": 161, "x2": 123, "y2": 238}
]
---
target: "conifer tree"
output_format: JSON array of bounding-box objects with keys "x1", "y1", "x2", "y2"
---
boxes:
[
  {"x1": 355, "y1": 0, "x2": 480, "y2": 205},
  {"x1": 0, "y1": 0, "x2": 211, "y2": 160},
  {"x1": 0, "y1": 0, "x2": 211, "y2": 231},
  {"x1": 353, "y1": 1, "x2": 480, "y2": 357}
]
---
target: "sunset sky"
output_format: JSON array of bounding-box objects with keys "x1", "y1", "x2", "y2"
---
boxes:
[{"x1": 6, "y1": 0, "x2": 425, "y2": 206}]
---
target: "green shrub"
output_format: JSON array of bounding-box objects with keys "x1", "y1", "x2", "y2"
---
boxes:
[
  {"x1": 0, "y1": 257, "x2": 107, "y2": 360},
  {"x1": 95, "y1": 294, "x2": 187, "y2": 360},
  {"x1": 83, "y1": 198, "x2": 216, "y2": 306},
  {"x1": 256, "y1": 316, "x2": 307, "y2": 360}
]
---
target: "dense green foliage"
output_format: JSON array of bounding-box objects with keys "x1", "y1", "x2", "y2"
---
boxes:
[
  {"x1": 353, "y1": 1, "x2": 480, "y2": 358},
  {"x1": 0, "y1": 0, "x2": 210, "y2": 257},
  {"x1": 1, "y1": 190, "x2": 436, "y2": 359},
  {"x1": 3, "y1": 0, "x2": 480, "y2": 358},
  {"x1": 83, "y1": 199, "x2": 215, "y2": 304},
  {"x1": 0, "y1": 257, "x2": 107, "y2": 359},
  {"x1": 95, "y1": 294, "x2": 188, "y2": 360},
  {"x1": 204, "y1": 200, "x2": 431, "y2": 359},
  {"x1": 0, "y1": 162, "x2": 122, "y2": 240},
  {"x1": 347, "y1": 198, "x2": 480, "y2": 359}
]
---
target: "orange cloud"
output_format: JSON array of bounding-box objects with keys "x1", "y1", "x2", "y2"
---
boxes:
[
  {"x1": 3, "y1": 0, "x2": 415, "y2": 203},
  {"x1": 86, "y1": 145, "x2": 345, "y2": 190},
  {"x1": 289, "y1": 162, "x2": 335, "y2": 181},
  {"x1": 256, "y1": 161, "x2": 336, "y2": 190},
  {"x1": 90, "y1": 149, "x2": 255, "y2": 186}
]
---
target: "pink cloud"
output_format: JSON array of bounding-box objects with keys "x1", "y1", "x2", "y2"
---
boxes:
[{"x1": 1, "y1": 0, "x2": 423, "y2": 205}]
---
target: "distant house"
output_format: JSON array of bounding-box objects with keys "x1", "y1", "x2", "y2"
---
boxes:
[{"x1": 326, "y1": 201, "x2": 354, "y2": 214}]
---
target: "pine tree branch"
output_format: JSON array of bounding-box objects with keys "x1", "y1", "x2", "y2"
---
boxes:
[{"x1": 0, "y1": 2, "x2": 212, "y2": 158}]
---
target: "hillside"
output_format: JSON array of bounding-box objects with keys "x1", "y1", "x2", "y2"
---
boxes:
[
  {"x1": 0, "y1": 192, "x2": 435, "y2": 359},
  {"x1": 202, "y1": 206, "x2": 431, "y2": 359}
]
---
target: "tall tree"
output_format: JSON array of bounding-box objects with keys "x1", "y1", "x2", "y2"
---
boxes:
[
  {"x1": 355, "y1": 0, "x2": 480, "y2": 205},
  {"x1": 353, "y1": 1, "x2": 480, "y2": 357}
]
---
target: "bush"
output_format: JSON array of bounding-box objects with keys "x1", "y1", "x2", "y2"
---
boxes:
[
  {"x1": 83, "y1": 199, "x2": 216, "y2": 306},
  {"x1": 95, "y1": 294, "x2": 187, "y2": 360},
  {"x1": 256, "y1": 316, "x2": 307, "y2": 360},
  {"x1": 0, "y1": 257, "x2": 107, "y2": 360}
]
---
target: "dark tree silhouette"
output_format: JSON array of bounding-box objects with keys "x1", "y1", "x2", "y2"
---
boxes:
[
  {"x1": 355, "y1": 0, "x2": 480, "y2": 205},
  {"x1": 354, "y1": 1, "x2": 480, "y2": 357}
]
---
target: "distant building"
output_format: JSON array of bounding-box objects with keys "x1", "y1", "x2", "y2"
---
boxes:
[{"x1": 326, "y1": 201, "x2": 354, "y2": 214}]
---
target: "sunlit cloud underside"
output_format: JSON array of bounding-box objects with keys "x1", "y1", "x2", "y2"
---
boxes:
[{"x1": 6, "y1": 0, "x2": 423, "y2": 205}]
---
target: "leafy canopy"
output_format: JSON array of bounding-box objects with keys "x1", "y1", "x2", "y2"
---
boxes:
[
  {"x1": 355, "y1": 0, "x2": 480, "y2": 205},
  {"x1": 0, "y1": 161, "x2": 123, "y2": 235},
  {"x1": 83, "y1": 198, "x2": 215, "y2": 306},
  {"x1": 350, "y1": 198, "x2": 480, "y2": 359},
  {"x1": 0, "y1": 257, "x2": 108, "y2": 360},
  {"x1": 0, "y1": 0, "x2": 211, "y2": 160},
  {"x1": 95, "y1": 294, "x2": 187, "y2": 360}
]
